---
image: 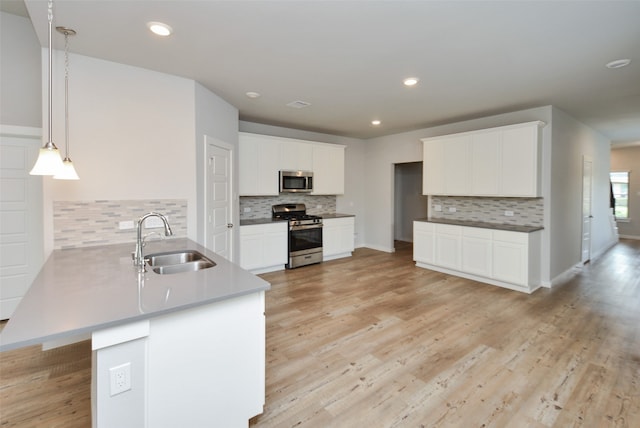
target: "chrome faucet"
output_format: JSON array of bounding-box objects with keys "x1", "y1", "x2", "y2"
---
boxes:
[{"x1": 134, "y1": 212, "x2": 173, "y2": 272}]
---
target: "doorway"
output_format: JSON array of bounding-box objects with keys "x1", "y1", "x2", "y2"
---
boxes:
[
  {"x1": 204, "y1": 136, "x2": 233, "y2": 261},
  {"x1": 0, "y1": 128, "x2": 44, "y2": 320},
  {"x1": 393, "y1": 162, "x2": 428, "y2": 249},
  {"x1": 581, "y1": 156, "x2": 593, "y2": 264}
]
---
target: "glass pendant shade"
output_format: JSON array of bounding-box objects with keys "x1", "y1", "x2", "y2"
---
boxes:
[
  {"x1": 53, "y1": 157, "x2": 79, "y2": 180},
  {"x1": 30, "y1": 142, "x2": 64, "y2": 175}
]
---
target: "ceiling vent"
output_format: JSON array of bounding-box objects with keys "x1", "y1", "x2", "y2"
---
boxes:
[{"x1": 286, "y1": 100, "x2": 311, "y2": 109}]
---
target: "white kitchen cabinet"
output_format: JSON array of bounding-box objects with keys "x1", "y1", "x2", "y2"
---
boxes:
[
  {"x1": 239, "y1": 133, "x2": 280, "y2": 196},
  {"x1": 461, "y1": 227, "x2": 492, "y2": 277},
  {"x1": 413, "y1": 221, "x2": 542, "y2": 293},
  {"x1": 443, "y1": 134, "x2": 471, "y2": 195},
  {"x1": 312, "y1": 144, "x2": 345, "y2": 195},
  {"x1": 240, "y1": 222, "x2": 288, "y2": 273},
  {"x1": 434, "y1": 224, "x2": 462, "y2": 270},
  {"x1": 491, "y1": 230, "x2": 533, "y2": 286},
  {"x1": 421, "y1": 121, "x2": 543, "y2": 197},
  {"x1": 279, "y1": 139, "x2": 313, "y2": 172},
  {"x1": 470, "y1": 130, "x2": 501, "y2": 195},
  {"x1": 239, "y1": 132, "x2": 346, "y2": 196},
  {"x1": 422, "y1": 135, "x2": 471, "y2": 195},
  {"x1": 422, "y1": 139, "x2": 445, "y2": 195},
  {"x1": 323, "y1": 217, "x2": 355, "y2": 261},
  {"x1": 501, "y1": 123, "x2": 541, "y2": 196},
  {"x1": 413, "y1": 221, "x2": 435, "y2": 264}
]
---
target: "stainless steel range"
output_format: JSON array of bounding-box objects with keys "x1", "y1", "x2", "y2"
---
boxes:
[{"x1": 272, "y1": 203, "x2": 323, "y2": 269}]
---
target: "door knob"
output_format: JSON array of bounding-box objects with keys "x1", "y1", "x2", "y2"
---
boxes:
[{"x1": 227, "y1": 223, "x2": 233, "y2": 228}]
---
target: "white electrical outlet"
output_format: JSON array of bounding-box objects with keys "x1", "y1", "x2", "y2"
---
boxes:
[
  {"x1": 316, "y1": 205, "x2": 322, "y2": 209},
  {"x1": 434, "y1": 205, "x2": 442, "y2": 212},
  {"x1": 109, "y1": 362, "x2": 132, "y2": 396},
  {"x1": 504, "y1": 210, "x2": 514, "y2": 217},
  {"x1": 145, "y1": 216, "x2": 168, "y2": 229},
  {"x1": 119, "y1": 220, "x2": 135, "y2": 230},
  {"x1": 243, "y1": 207, "x2": 251, "y2": 213},
  {"x1": 448, "y1": 207, "x2": 457, "y2": 213}
]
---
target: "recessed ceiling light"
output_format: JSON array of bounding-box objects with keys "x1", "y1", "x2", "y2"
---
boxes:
[
  {"x1": 403, "y1": 77, "x2": 419, "y2": 86},
  {"x1": 371, "y1": 120, "x2": 381, "y2": 126},
  {"x1": 246, "y1": 91, "x2": 261, "y2": 99},
  {"x1": 606, "y1": 59, "x2": 631, "y2": 69},
  {"x1": 147, "y1": 21, "x2": 173, "y2": 36},
  {"x1": 286, "y1": 100, "x2": 311, "y2": 109}
]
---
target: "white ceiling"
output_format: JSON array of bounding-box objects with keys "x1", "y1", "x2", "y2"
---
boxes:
[{"x1": 10, "y1": 0, "x2": 640, "y2": 142}]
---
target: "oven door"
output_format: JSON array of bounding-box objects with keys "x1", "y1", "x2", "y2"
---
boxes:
[{"x1": 288, "y1": 224, "x2": 323, "y2": 268}]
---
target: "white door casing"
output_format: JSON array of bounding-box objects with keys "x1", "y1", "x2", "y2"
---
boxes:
[
  {"x1": 0, "y1": 126, "x2": 44, "y2": 320},
  {"x1": 582, "y1": 157, "x2": 593, "y2": 264},
  {"x1": 204, "y1": 136, "x2": 233, "y2": 261}
]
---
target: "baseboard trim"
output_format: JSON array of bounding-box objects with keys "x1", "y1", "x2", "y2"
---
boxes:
[{"x1": 619, "y1": 234, "x2": 640, "y2": 240}]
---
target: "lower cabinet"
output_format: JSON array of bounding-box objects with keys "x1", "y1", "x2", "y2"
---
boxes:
[
  {"x1": 240, "y1": 222, "x2": 288, "y2": 273},
  {"x1": 323, "y1": 217, "x2": 355, "y2": 261},
  {"x1": 413, "y1": 221, "x2": 541, "y2": 293}
]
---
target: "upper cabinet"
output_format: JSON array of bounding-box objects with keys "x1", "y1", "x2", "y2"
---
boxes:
[
  {"x1": 239, "y1": 133, "x2": 280, "y2": 196},
  {"x1": 311, "y1": 144, "x2": 345, "y2": 195},
  {"x1": 239, "y1": 132, "x2": 346, "y2": 196},
  {"x1": 421, "y1": 121, "x2": 544, "y2": 197},
  {"x1": 279, "y1": 140, "x2": 313, "y2": 172}
]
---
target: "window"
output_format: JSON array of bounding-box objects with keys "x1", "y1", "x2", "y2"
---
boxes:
[{"x1": 610, "y1": 171, "x2": 629, "y2": 219}]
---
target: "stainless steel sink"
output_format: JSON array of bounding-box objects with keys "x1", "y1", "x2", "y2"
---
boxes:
[{"x1": 145, "y1": 250, "x2": 216, "y2": 274}]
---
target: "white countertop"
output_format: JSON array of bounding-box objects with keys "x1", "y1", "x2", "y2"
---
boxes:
[{"x1": 0, "y1": 238, "x2": 270, "y2": 352}]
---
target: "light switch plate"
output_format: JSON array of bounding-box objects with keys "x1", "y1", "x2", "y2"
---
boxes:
[
  {"x1": 434, "y1": 205, "x2": 442, "y2": 212},
  {"x1": 448, "y1": 207, "x2": 456, "y2": 213},
  {"x1": 504, "y1": 210, "x2": 514, "y2": 217}
]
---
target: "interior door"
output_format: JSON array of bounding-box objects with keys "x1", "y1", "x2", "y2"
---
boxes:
[
  {"x1": 205, "y1": 136, "x2": 233, "y2": 261},
  {"x1": 0, "y1": 129, "x2": 44, "y2": 320},
  {"x1": 581, "y1": 157, "x2": 593, "y2": 264}
]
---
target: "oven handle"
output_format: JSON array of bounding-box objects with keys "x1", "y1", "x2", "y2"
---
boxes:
[{"x1": 290, "y1": 224, "x2": 323, "y2": 231}]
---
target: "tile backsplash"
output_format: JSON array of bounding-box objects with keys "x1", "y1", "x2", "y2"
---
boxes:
[
  {"x1": 430, "y1": 196, "x2": 543, "y2": 226},
  {"x1": 240, "y1": 195, "x2": 336, "y2": 219},
  {"x1": 53, "y1": 199, "x2": 187, "y2": 249}
]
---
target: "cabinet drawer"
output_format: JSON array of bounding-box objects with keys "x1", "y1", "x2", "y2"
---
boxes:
[
  {"x1": 492, "y1": 230, "x2": 528, "y2": 244},
  {"x1": 435, "y1": 224, "x2": 461, "y2": 235},
  {"x1": 462, "y1": 227, "x2": 492, "y2": 239},
  {"x1": 414, "y1": 221, "x2": 435, "y2": 233}
]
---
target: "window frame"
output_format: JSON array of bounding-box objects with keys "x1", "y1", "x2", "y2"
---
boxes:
[{"x1": 610, "y1": 171, "x2": 630, "y2": 221}]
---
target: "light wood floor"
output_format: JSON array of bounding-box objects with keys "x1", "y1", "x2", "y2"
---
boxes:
[{"x1": 2, "y1": 240, "x2": 639, "y2": 427}]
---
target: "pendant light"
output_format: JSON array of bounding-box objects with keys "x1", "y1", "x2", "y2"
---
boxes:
[
  {"x1": 30, "y1": 0, "x2": 64, "y2": 176},
  {"x1": 53, "y1": 26, "x2": 79, "y2": 180}
]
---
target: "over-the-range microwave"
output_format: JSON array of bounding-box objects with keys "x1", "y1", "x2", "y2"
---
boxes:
[{"x1": 279, "y1": 170, "x2": 313, "y2": 193}]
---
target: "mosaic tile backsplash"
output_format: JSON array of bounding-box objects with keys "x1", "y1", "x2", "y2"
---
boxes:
[
  {"x1": 430, "y1": 196, "x2": 543, "y2": 227},
  {"x1": 240, "y1": 195, "x2": 337, "y2": 219},
  {"x1": 53, "y1": 200, "x2": 188, "y2": 249}
]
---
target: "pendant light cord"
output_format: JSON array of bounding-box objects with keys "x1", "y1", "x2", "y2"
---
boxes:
[
  {"x1": 64, "y1": 31, "x2": 70, "y2": 160},
  {"x1": 47, "y1": 0, "x2": 53, "y2": 146}
]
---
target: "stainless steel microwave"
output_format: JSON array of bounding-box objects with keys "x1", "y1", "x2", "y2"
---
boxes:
[{"x1": 279, "y1": 170, "x2": 313, "y2": 193}]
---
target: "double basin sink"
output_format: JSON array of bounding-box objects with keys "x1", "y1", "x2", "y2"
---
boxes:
[{"x1": 146, "y1": 250, "x2": 216, "y2": 275}]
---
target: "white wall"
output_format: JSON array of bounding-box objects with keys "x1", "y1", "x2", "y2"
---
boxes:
[
  {"x1": 611, "y1": 146, "x2": 640, "y2": 238},
  {"x1": 0, "y1": 12, "x2": 41, "y2": 127},
  {"x1": 194, "y1": 82, "x2": 239, "y2": 258},
  {"x1": 394, "y1": 162, "x2": 427, "y2": 242},
  {"x1": 549, "y1": 107, "x2": 616, "y2": 280},
  {"x1": 364, "y1": 106, "x2": 553, "y2": 254},
  {"x1": 238, "y1": 121, "x2": 367, "y2": 248},
  {"x1": 43, "y1": 52, "x2": 197, "y2": 254}
]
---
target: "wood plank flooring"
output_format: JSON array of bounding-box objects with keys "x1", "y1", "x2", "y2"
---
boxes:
[{"x1": 1, "y1": 240, "x2": 639, "y2": 427}]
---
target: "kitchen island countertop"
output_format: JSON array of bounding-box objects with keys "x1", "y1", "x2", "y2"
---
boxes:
[
  {"x1": 417, "y1": 217, "x2": 543, "y2": 233},
  {"x1": 0, "y1": 238, "x2": 270, "y2": 352}
]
